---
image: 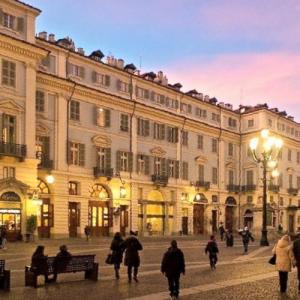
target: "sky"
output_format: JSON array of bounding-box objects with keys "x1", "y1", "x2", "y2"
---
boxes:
[{"x1": 27, "y1": 0, "x2": 300, "y2": 120}]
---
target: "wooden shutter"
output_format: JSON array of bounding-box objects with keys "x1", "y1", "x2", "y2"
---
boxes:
[
  {"x1": 41, "y1": 136, "x2": 50, "y2": 159},
  {"x1": 0, "y1": 9, "x2": 3, "y2": 25},
  {"x1": 105, "y1": 75, "x2": 110, "y2": 86},
  {"x1": 150, "y1": 91, "x2": 155, "y2": 101},
  {"x1": 144, "y1": 155, "x2": 150, "y2": 175},
  {"x1": 67, "y1": 63, "x2": 73, "y2": 75},
  {"x1": 116, "y1": 151, "x2": 121, "y2": 172},
  {"x1": 188, "y1": 104, "x2": 192, "y2": 113},
  {"x1": 17, "y1": 17, "x2": 24, "y2": 33},
  {"x1": 109, "y1": 207, "x2": 114, "y2": 227},
  {"x1": 79, "y1": 67, "x2": 85, "y2": 79},
  {"x1": 145, "y1": 120, "x2": 150, "y2": 136},
  {"x1": 67, "y1": 141, "x2": 72, "y2": 164},
  {"x1": 105, "y1": 148, "x2": 111, "y2": 169},
  {"x1": 161, "y1": 158, "x2": 166, "y2": 175},
  {"x1": 175, "y1": 100, "x2": 179, "y2": 109},
  {"x1": 160, "y1": 95, "x2": 165, "y2": 105},
  {"x1": 166, "y1": 159, "x2": 171, "y2": 176},
  {"x1": 128, "y1": 152, "x2": 133, "y2": 172},
  {"x1": 104, "y1": 109, "x2": 110, "y2": 127},
  {"x1": 48, "y1": 204, "x2": 54, "y2": 227},
  {"x1": 153, "y1": 123, "x2": 157, "y2": 139},
  {"x1": 144, "y1": 89, "x2": 149, "y2": 99},
  {"x1": 175, "y1": 161, "x2": 180, "y2": 178},
  {"x1": 91, "y1": 71, "x2": 97, "y2": 83},
  {"x1": 167, "y1": 127, "x2": 172, "y2": 142},
  {"x1": 116, "y1": 79, "x2": 121, "y2": 90},
  {"x1": 160, "y1": 124, "x2": 165, "y2": 140},
  {"x1": 165, "y1": 97, "x2": 170, "y2": 107},
  {"x1": 136, "y1": 155, "x2": 140, "y2": 173},
  {"x1": 79, "y1": 144, "x2": 85, "y2": 166}
]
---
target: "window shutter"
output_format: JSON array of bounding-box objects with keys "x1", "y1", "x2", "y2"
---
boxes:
[
  {"x1": 136, "y1": 155, "x2": 140, "y2": 173},
  {"x1": 150, "y1": 91, "x2": 155, "y2": 101},
  {"x1": 91, "y1": 71, "x2": 97, "y2": 83},
  {"x1": 109, "y1": 207, "x2": 114, "y2": 227},
  {"x1": 41, "y1": 136, "x2": 50, "y2": 159},
  {"x1": 67, "y1": 141, "x2": 72, "y2": 164},
  {"x1": 175, "y1": 161, "x2": 180, "y2": 178},
  {"x1": 42, "y1": 56, "x2": 50, "y2": 67},
  {"x1": 167, "y1": 127, "x2": 172, "y2": 142},
  {"x1": 145, "y1": 120, "x2": 150, "y2": 136},
  {"x1": 17, "y1": 17, "x2": 24, "y2": 33},
  {"x1": 116, "y1": 151, "x2": 121, "y2": 172},
  {"x1": 161, "y1": 158, "x2": 166, "y2": 175},
  {"x1": 175, "y1": 128, "x2": 179, "y2": 143},
  {"x1": 144, "y1": 89, "x2": 149, "y2": 99},
  {"x1": 79, "y1": 66, "x2": 85, "y2": 79},
  {"x1": 137, "y1": 118, "x2": 141, "y2": 135},
  {"x1": 49, "y1": 204, "x2": 54, "y2": 227},
  {"x1": 160, "y1": 95, "x2": 165, "y2": 105},
  {"x1": 105, "y1": 75, "x2": 110, "y2": 86},
  {"x1": 105, "y1": 148, "x2": 111, "y2": 169},
  {"x1": 67, "y1": 63, "x2": 73, "y2": 75},
  {"x1": 153, "y1": 123, "x2": 157, "y2": 139},
  {"x1": 0, "y1": 9, "x2": 3, "y2": 25},
  {"x1": 116, "y1": 79, "x2": 121, "y2": 90},
  {"x1": 188, "y1": 104, "x2": 192, "y2": 113},
  {"x1": 175, "y1": 100, "x2": 179, "y2": 109},
  {"x1": 165, "y1": 97, "x2": 170, "y2": 107},
  {"x1": 160, "y1": 124, "x2": 165, "y2": 140},
  {"x1": 79, "y1": 144, "x2": 85, "y2": 166},
  {"x1": 128, "y1": 152, "x2": 133, "y2": 172},
  {"x1": 104, "y1": 109, "x2": 111, "y2": 127},
  {"x1": 145, "y1": 155, "x2": 150, "y2": 175}
]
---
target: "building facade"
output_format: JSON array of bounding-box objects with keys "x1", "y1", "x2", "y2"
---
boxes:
[{"x1": 0, "y1": 0, "x2": 300, "y2": 240}]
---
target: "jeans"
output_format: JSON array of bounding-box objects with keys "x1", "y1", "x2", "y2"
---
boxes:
[
  {"x1": 279, "y1": 271, "x2": 288, "y2": 293},
  {"x1": 209, "y1": 254, "x2": 218, "y2": 268},
  {"x1": 243, "y1": 242, "x2": 249, "y2": 253},
  {"x1": 167, "y1": 274, "x2": 180, "y2": 297},
  {"x1": 127, "y1": 265, "x2": 138, "y2": 280}
]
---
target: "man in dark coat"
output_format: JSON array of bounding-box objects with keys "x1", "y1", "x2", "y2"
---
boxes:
[
  {"x1": 52, "y1": 245, "x2": 72, "y2": 282},
  {"x1": 239, "y1": 226, "x2": 254, "y2": 254},
  {"x1": 293, "y1": 234, "x2": 300, "y2": 292},
  {"x1": 124, "y1": 231, "x2": 143, "y2": 282},
  {"x1": 225, "y1": 229, "x2": 234, "y2": 247},
  {"x1": 205, "y1": 235, "x2": 219, "y2": 270},
  {"x1": 161, "y1": 240, "x2": 185, "y2": 299},
  {"x1": 218, "y1": 223, "x2": 225, "y2": 241}
]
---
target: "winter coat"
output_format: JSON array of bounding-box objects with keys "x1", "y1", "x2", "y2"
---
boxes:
[
  {"x1": 31, "y1": 253, "x2": 48, "y2": 275},
  {"x1": 53, "y1": 250, "x2": 72, "y2": 272},
  {"x1": 293, "y1": 238, "x2": 300, "y2": 266},
  {"x1": 219, "y1": 226, "x2": 225, "y2": 235},
  {"x1": 161, "y1": 247, "x2": 185, "y2": 277},
  {"x1": 205, "y1": 240, "x2": 219, "y2": 255},
  {"x1": 225, "y1": 233, "x2": 234, "y2": 247},
  {"x1": 110, "y1": 237, "x2": 125, "y2": 264},
  {"x1": 124, "y1": 236, "x2": 143, "y2": 267},
  {"x1": 239, "y1": 230, "x2": 254, "y2": 244},
  {"x1": 272, "y1": 238, "x2": 294, "y2": 272}
]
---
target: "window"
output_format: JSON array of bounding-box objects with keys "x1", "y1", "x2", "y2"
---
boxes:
[
  {"x1": 180, "y1": 103, "x2": 192, "y2": 114},
  {"x1": 136, "y1": 87, "x2": 150, "y2": 99},
  {"x1": 3, "y1": 166, "x2": 15, "y2": 178},
  {"x1": 279, "y1": 197, "x2": 284, "y2": 206},
  {"x1": 181, "y1": 192, "x2": 189, "y2": 202},
  {"x1": 167, "y1": 127, "x2": 178, "y2": 143},
  {"x1": 289, "y1": 174, "x2": 293, "y2": 188},
  {"x1": 91, "y1": 71, "x2": 110, "y2": 87},
  {"x1": 137, "y1": 118, "x2": 150, "y2": 137},
  {"x1": 137, "y1": 154, "x2": 150, "y2": 175},
  {"x1": 288, "y1": 149, "x2": 292, "y2": 161},
  {"x1": 96, "y1": 107, "x2": 110, "y2": 127},
  {"x1": 153, "y1": 123, "x2": 165, "y2": 140},
  {"x1": 70, "y1": 100, "x2": 80, "y2": 121},
  {"x1": 3, "y1": 13, "x2": 15, "y2": 29},
  {"x1": 268, "y1": 119, "x2": 273, "y2": 127},
  {"x1": 120, "y1": 114, "x2": 129, "y2": 132},
  {"x1": 168, "y1": 160, "x2": 179, "y2": 178},
  {"x1": 297, "y1": 152, "x2": 300, "y2": 164},
  {"x1": 228, "y1": 143, "x2": 234, "y2": 156},
  {"x1": 248, "y1": 119, "x2": 254, "y2": 128},
  {"x1": 212, "y1": 195, "x2": 218, "y2": 203},
  {"x1": 36, "y1": 136, "x2": 50, "y2": 161},
  {"x1": 67, "y1": 63, "x2": 85, "y2": 78},
  {"x1": 198, "y1": 164, "x2": 204, "y2": 182},
  {"x1": 41, "y1": 55, "x2": 56, "y2": 74},
  {"x1": 69, "y1": 181, "x2": 79, "y2": 195},
  {"x1": 2, "y1": 59, "x2": 16, "y2": 87},
  {"x1": 117, "y1": 80, "x2": 130, "y2": 93},
  {"x1": 228, "y1": 117, "x2": 237, "y2": 128},
  {"x1": 2, "y1": 114, "x2": 16, "y2": 144},
  {"x1": 278, "y1": 174, "x2": 283, "y2": 187},
  {"x1": 228, "y1": 170, "x2": 234, "y2": 185},
  {"x1": 154, "y1": 157, "x2": 166, "y2": 175},
  {"x1": 246, "y1": 170, "x2": 254, "y2": 185},
  {"x1": 97, "y1": 147, "x2": 111, "y2": 172},
  {"x1": 297, "y1": 176, "x2": 300, "y2": 189},
  {"x1": 197, "y1": 135, "x2": 203, "y2": 150},
  {"x1": 69, "y1": 142, "x2": 85, "y2": 166},
  {"x1": 116, "y1": 151, "x2": 133, "y2": 172},
  {"x1": 212, "y1": 139, "x2": 218, "y2": 153},
  {"x1": 182, "y1": 162, "x2": 188, "y2": 180},
  {"x1": 182, "y1": 131, "x2": 188, "y2": 146},
  {"x1": 36, "y1": 91, "x2": 45, "y2": 112},
  {"x1": 247, "y1": 196, "x2": 253, "y2": 204},
  {"x1": 195, "y1": 108, "x2": 207, "y2": 119},
  {"x1": 212, "y1": 113, "x2": 220, "y2": 123},
  {"x1": 212, "y1": 167, "x2": 218, "y2": 184},
  {"x1": 120, "y1": 152, "x2": 128, "y2": 171}
]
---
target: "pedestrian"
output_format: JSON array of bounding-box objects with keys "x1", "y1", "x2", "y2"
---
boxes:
[
  {"x1": 31, "y1": 245, "x2": 49, "y2": 285},
  {"x1": 161, "y1": 240, "x2": 185, "y2": 300},
  {"x1": 123, "y1": 230, "x2": 143, "y2": 282},
  {"x1": 278, "y1": 223, "x2": 283, "y2": 234},
  {"x1": 51, "y1": 245, "x2": 72, "y2": 282},
  {"x1": 0, "y1": 226, "x2": 7, "y2": 250},
  {"x1": 84, "y1": 225, "x2": 91, "y2": 241},
  {"x1": 110, "y1": 232, "x2": 125, "y2": 279},
  {"x1": 273, "y1": 235, "x2": 295, "y2": 295},
  {"x1": 205, "y1": 235, "x2": 219, "y2": 270},
  {"x1": 218, "y1": 223, "x2": 225, "y2": 241},
  {"x1": 292, "y1": 233, "x2": 300, "y2": 294},
  {"x1": 239, "y1": 226, "x2": 254, "y2": 254},
  {"x1": 225, "y1": 229, "x2": 234, "y2": 247}
]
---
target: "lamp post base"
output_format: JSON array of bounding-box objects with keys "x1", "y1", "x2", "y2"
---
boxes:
[{"x1": 260, "y1": 229, "x2": 269, "y2": 246}]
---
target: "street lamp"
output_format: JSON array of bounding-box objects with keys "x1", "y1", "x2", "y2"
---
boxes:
[{"x1": 249, "y1": 129, "x2": 283, "y2": 246}]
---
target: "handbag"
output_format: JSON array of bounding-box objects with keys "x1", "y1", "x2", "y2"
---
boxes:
[
  {"x1": 105, "y1": 254, "x2": 114, "y2": 265},
  {"x1": 268, "y1": 254, "x2": 276, "y2": 265}
]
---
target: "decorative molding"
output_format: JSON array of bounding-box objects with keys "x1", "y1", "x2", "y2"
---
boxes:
[
  {"x1": 195, "y1": 155, "x2": 208, "y2": 164},
  {"x1": 0, "y1": 99, "x2": 24, "y2": 114},
  {"x1": 0, "y1": 178, "x2": 30, "y2": 195},
  {"x1": 286, "y1": 167, "x2": 294, "y2": 174},
  {"x1": 91, "y1": 135, "x2": 112, "y2": 147},
  {"x1": 149, "y1": 146, "x2": 166, "y2": 157},
  {"x1": 225, "y1": 161, "x2": 236, "y2": 168},
  {"x1": 243, "y1": 162, "x2": 257, "y2": 169},
  {"x1": 36, "y1": 121, "x2": 50, "y2": 136}
]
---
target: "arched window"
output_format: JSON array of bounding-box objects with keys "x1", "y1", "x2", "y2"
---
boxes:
[
  {"x1": 89, "y1": 184, "x2": 110, "y2": 199},
  {"x1": 225, "y1": 197, "x2": 237, "y2": 206},
  {"x1": 37, "y1": 179, "x2": 50, "y2": 194}
]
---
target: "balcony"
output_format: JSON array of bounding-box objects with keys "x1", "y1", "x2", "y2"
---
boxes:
[
  {"x1": 93, "y1": 167, "x2": 114, "y2": 179},
  {"x1": 195, "y1": 181, "x2": 210, "y2": 190},
  {"x1": 287, "y1": 188, "x2": 298, "y2": 196},
  {"x1": 151, "y1": 174, "x2": 168, "y2": 187},
  {"x1": 268, "y1": 184, "x2": 280, "y2": 193},
  {"x1": 0, "y1": 142, "x2": 26, "y2": 159},
  {"x1": 227, "y1": 184, "x2": 240, "y2": 193},
  {"x1": 242, "y1": 185, "x2": 256, "y2": 192},
  {"x1": 38, "y1": 158, "x2": 54, "y2": 170}
]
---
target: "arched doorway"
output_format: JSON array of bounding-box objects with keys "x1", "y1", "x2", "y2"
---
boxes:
[
  {"x1": 37, "y1": 179, "x2": 53, "y2": 238},
  {"x1": 88, "y1": 184, "x2": 113, "y2": 237},
  {"x1": 193, "y1": 193, "x2": 208, "y2": 234},
  {"x1": 225, "y1": 197, "x2": 237, "y2": 231},
  {"x1": 244, "y1": 209, "x2": 253, "y2": 229}
]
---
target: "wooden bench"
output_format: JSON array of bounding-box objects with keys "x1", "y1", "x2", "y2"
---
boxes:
[
  {"x1": 0, "y1": 260, "x2": 10, "y2": 291},
  {"x1": 25, "y1": 254, "x2": 98, "y2": 288}
]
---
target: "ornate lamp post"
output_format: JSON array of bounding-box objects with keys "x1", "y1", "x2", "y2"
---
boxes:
[{"x1": 249, "y1": 129, "x2": 283, "y2": 246}]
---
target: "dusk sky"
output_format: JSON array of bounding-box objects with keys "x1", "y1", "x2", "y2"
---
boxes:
[{"x1": 28, "y1": 0, "x2": 300, "y2": 120}]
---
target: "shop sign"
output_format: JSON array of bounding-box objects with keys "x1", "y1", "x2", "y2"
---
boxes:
[
  {"x1": 0, "y1": 192, "x2": 21, "y2": 202},
  {"x1": 0, "y1": 209, "x2": 21, "y2": 214}
]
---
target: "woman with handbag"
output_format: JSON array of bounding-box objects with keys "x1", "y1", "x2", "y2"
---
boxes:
[
  {"x1": 110, "y1": 232, "x2": 125, "y2": 279},
  {"x1": 272, "y1": 235, "x2": 295, "y2": 295}
]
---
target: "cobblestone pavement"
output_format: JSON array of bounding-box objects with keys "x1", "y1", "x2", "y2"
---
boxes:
[{"x1": 0, "y1": 236, "x2": 297, "y2": 300}]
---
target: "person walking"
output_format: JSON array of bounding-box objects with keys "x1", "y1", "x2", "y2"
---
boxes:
[
  {"x1": 31, "y1": 245, "x2": 49, "y2": 285},
  {"x1": 161, "y1": 240, "x2": 185, "y2": 300},
  {"x1": 292, "y1": 233, "x2": 300, "y2": 294},
  {"x1": 124, "y1": 231, "x2": 143, "y2": 282},
  {"x1": 0, "y1": 226, "x2": 7, "y2": 250},
  {"x1": 218, "y1": 223, "x2": 225, "y2": 241},
  {"x1": 239, "y1": 226, "x2": 254, "y2": 254},
  {"x1": 225, "y1": 229, "x2": 234, "y2": 247},
  {"x1": 110, "y1": 232, "x2": 125, "y2": 279},
  {"x1": 84, "y1": 225, "x2": 91, "y2": 241},
  {"x1": 205, "y1": 235, "x2": 219, "y2": 270},
  {"x1": 273, "y1": 235, "x2": 295, "y2": 295},
  {"x1": 52, "y1": 245, "x2": 72, "y2": 282}
]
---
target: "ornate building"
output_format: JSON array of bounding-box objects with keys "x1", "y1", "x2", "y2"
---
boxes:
[{"x1": 0, "y1": 0, "x2": 299, "y2": 240}]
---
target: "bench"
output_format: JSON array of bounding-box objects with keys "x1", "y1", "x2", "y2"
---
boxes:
[
  {"x1": 25, "y1": 254, "x2": 98, "y2": 288},
  {"x1": 0, "y1": 260, "x2": 10, "y2": 291}
]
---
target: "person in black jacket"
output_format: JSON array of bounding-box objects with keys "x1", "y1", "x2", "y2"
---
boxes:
[
  {"x1": 110, "y1": 232, "x2": 125, "y2": 279},
  {"x1": 293, "y1": 234, "x2": 300, "y2": 292},
  {"x1": 239, "y1": 227, "x2": 254, "y2": 254},
  {"x1": 52, "y1": 245, "x2": 72, "y2": 282},
  {"x1": 124, "y1": 231, "x2": 143, "y2": 282},
  {"x1": 161, "y1": 240, "x2": 185, "y2": 299},
  {"x1": 219, "y1": 223, "x2": 225, "y2": 241},
  {"x1": 225, "y1": 229, "x2": 234, "y2": 247},
  {"x1": 31, "y1": 245, "x2": 49, "y2": 283},
  {"x1": 205, "y1": 235, "x2": 219, "y2": 270}
]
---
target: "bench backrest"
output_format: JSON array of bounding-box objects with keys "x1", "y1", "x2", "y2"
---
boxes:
[
  {"x1": 0, "y1": 260, "x2": 4, "y2": 274},
  {"x1": 47, "y1": 255, "x2": 95, "y2": 273}
]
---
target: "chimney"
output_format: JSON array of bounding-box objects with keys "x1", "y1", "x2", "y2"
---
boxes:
[
  {"x1": 161, "y1": 75, "x2": 168, "y2": 86},
  {"x1": 48, "y1": 33, "x2": 55, "y2": 42},
  {"x1": 77, "y1": 47, "x2": 85, "y2": 55},
  {"x1": 117, "y1": 59, "x2": 124, "y2": 69},
  {"x1": 196, "y1": 93, "x2": 203, "y2": 100},
  {"x1": 225, "y1": 103, "x2": 233, "y2": 110},
  {"x1": 204, "y1": 95, "x2": 210, "y2": 102},
  {"x1": 38, "y1": 31, "x2": 47, "y2": 40}
]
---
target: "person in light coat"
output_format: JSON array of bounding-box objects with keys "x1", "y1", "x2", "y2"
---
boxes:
[{"x1": 272, "y1": 235, "x2": 295, "y2": 294}]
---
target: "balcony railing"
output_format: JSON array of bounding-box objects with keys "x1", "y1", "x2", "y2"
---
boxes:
[
  {"x1": 195, "y1": 181, "x2": 210, "y2": 190},
  {"x1": 227, "y1": 184, "x2": 240, "y2": 193},
  {"x1": 287, "y1": 188, "x2": 298, "y2": 196},
  {"x1": 151, "y1": 174, "x2": 169, "y2": 187},
  {"x1": 38, "y1": 158, "x2": 54, "y2": 170},
  {"x1": 0, "y1": 141, "x2": 26, "y2": 159},
  {"x1": 242, "y1": 185, "x2": 256, "y2": 192},
  {"x1": 268, "y1": 184, "x2": 280, "y2": 193},
  {"x1": 93, "y1": 167, "x2": 114, "y2": 179}
]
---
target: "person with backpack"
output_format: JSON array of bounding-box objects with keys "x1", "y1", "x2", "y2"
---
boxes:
[
  {"x1": 205, "y1": 235, "x2": 219, "y2": 270},
  {"x1": 161, "y1": 240, "x2": 185, "y2": 300},
  {"x1": 239, "y1": 226, "x2": 254, "y2": 254}
]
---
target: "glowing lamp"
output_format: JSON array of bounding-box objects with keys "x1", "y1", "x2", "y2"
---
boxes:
[
  {"x1": 249, "y1": 138, "x2": 259, "y2": 151},
  {"x1": 45, "y1": 174, "x2": 55, "y2": 184},
  {"x1": 261, "y1": 129, "x2": 269, "y2": 139},
  {"x1": 271, "y1": 169, "x2": 280, "y2": 178},
  {"x1": 267, "y1": 160, "x2": 277, "y2": 169},
  {"x1": 120, "y1": 186, "x2": 126, "y2": 198}
]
